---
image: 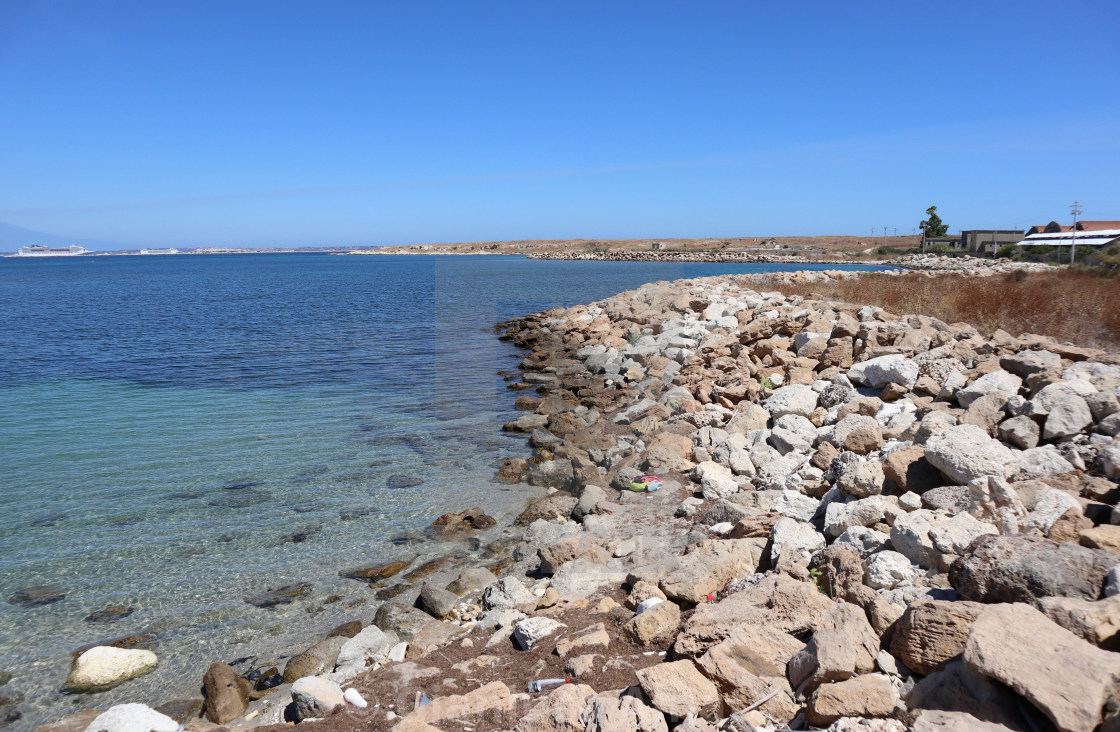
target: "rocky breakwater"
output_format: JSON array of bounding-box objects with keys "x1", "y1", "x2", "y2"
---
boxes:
[
  {"x1": 40, "y1": 274, "x2": 1120, "y2": 732},
  {"x1": 885, "y1": 253, "x2": 1057, "y2": 274},
  {"x1": 528, "y1": 249, "x2": 845, "y2": 265}
]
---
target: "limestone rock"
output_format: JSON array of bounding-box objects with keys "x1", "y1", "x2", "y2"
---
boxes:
[
  {"x1": 809, "y1": 544, "x2": 864, "y2": 598},
  {"x1": 788, "y1": 602, "x2": 879, "y2": 693},
  {"x1": 291, "y1": 677, "x2": 345, "y2": 721},
  {"x1": 83, "y1": 704, "x2": 178, "y2": 732},
  {"x1": 865, "y1": 550, "x2": 918, "y2": 590},
  {"x1": 770, "y1": 517, "x2": 826, "y2": 565},
  {"x1": 63, "y1": 646, "x2": 158, "y2": 693},
  {"x1": 624, "y1": 600, "x2": 680, "y2": 645},
  {"x1": 580, "y1": 692, "x2": 669, "y2": 732},
  {"x1": 482, "y1": 577, "x2": 536, "y2": 609},
  {"x1": 912, "y1": 710, "x2": 1026, "y2": 731},
  {"x1": 283, "y1": 636, "x2": 346, "y2": 682},
  {"x1": 849, "y1": 355, "x2": 919, "y2": 390},
  {"x1": 957, "y1": 370, "x2": 1022, "y2": 408},
  {"x1": 636, "y1": 660, "x2": 721, "y2": 719},
  {"x1": 445, "y1": 567, "x2": 499, "y2": 596},
  {"x1": 335, "y1": 625, "x2": 392, "y2": 676},
  {"x1": 397, "y1": 680, "x2": 516, "y2": 727},
  {"x1": 963, "y1": 602, "x2": 1120, "y2": 732},
  {"x1": 907, "y1": 661, "x2": 1039, "y2": 731},
  {"x1": 538, "y1": 538, "x2": 611, "y2": 575},
  {"x1": 806, "y1": 674, "x2": 898, "y2": 727},
  {"x1": 374, "y1": 602, "x2": 433, "y2": 639},
  {"x1": 929, "y1": 513, "x2": 998, "y2": 556},
  {"x1": 924, "y1": 424, "x2": 1018, "y2": 485},
  {"x1": 883, "y1": 445, "x2": 943, "y2": 494},
  {"x1": 1036, "y1": 594, "x2": 1120, "y2": 647},
  {"x1": 659, "y1": 539, "x2": 757, "y2": 604},
  {"x1": 1043, "y1": 393, "x2": 1093, "y2": 440},
  {"x1": 555, "y1": 624, "x2": 610, "y2": 657},
  {"x1": 765, "y1": 384, "x2": 820, "y2": 418},
  {"x1": 519, "y1": 683, "x2": 595, "y2": 732},
  {"x1": 418, "y1": 583, "x2": 460, "y2": 619},
  {"x1": 890, "y1": 599, "x2": 984, "y2": 675},
  {"x1": 512, "y1": 617, "x2": 565, "y2": 651}
]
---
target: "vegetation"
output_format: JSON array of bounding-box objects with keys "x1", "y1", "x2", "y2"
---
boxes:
[
  {"x1": 919, "y1": 205, "x2": 949, "y2": 238},
  {"x1": 774, "y1": 269, "x2": 1120, "y2": 351}
]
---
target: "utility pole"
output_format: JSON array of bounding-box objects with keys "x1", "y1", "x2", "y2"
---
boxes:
[{"x1": 1070, "y1": 201, "x2": 1082, "y2": 265}]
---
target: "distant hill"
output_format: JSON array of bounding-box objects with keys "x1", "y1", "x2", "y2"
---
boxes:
[{"x1": 0, "y1": 222, "x2": 130, "y2": 252}]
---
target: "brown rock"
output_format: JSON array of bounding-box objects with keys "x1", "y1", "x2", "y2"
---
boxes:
[
  {"x1": 807, "y1": 675, "x2": 898, "y2": 726},
  {"x1": 624, "y1": 600, "x2": 681, "y2": 646},
  {"x1": 555, "y1": 624, "x2": 610, "y2": 657},
  {"x1": 883, "y1": 445, "x2": 943, "y2": 494},
  {"x1": 636, "y1": 660, "x2": 720, "y2": 719},
  {"x1": 890, "y1": 599, "x2": 984, "y2": 675},
  {"x1": 788, "y1": 602, "x2": 879, "y2": 693},
  {"x1": 519, "y1": 683, "x2": 596, "y2": 732},
  {"x1": 845, "y1": 584, "x2": 903, "y2": 638},
  {"x1": 695, "y1": 624, "x2": 803, "y2": 717},
  {"x1": 325, "y1": 620, "x2": 362, "y2": 639},
  {"x1": 398, "y1": 681, "x2": 516, "y2": 729},
  {"x1": 963, "y1": 602, "x2": 1120, "y2": 732},
  {"x1": 659, "y1": 539, "x2": 758, "y2": 604},
  {"x1": 429, "y1": 507, "x2": 497, "y2": 534},
  {"x1": 1082, "y1": 525, "x2": 1120, "y2": 558},
  {"x1": 809, "y1": 544, "x2": 863, "y2": 599},
  {"x1": 625, "y1": 580, "x2": 666, "y2": 609},
  {"x1": 282, "y1": 636, "x2": 346, "y2": 683},
  {"x1": 496, "y1": 457, "x2": 528, "y2": 483},
  {"x1": 843, "y1": 426, "x2": 883, "y2": 454},
  {"x1": 811, "y1": 441, "x2": 840, "y2": 470},
  {"x1": 339, "y1": 556, "x2": 416, "y2": 582},
  {"x1": 728, "y1": 512, "x2": 781, "y2": 539},
  {"x1": 1037, "y1": 595, "x2": 1120, "y2": 648},
  {"x1": 538, "y1": 538, "x2": 611, "y2": 575},
  {"x1": 202, "y1": 662, "x2": 252, "y2": 724},
  {"x1": 515, "y1": 494, "x2": 579, "y2": 525},
  {"x1": 907, "y1": 660, "x2": 1044, "y2": 729},
  {"x1": 1049, "y1": 507, "x2": 1094, "y2": 544}
]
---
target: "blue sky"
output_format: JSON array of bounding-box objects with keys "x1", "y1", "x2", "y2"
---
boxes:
[{"x1": 1, "y1": 1, "x2": 1117, "y2": 248}]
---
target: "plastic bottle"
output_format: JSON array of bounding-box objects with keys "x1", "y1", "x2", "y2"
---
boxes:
[{"x1": 527, "y1": 678, "x2": 569, "y2": 693}]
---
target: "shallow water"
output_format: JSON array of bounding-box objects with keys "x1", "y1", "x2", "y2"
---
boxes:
[{"x1": 0, "y1": 253, "x2": 884, "y2": 727}]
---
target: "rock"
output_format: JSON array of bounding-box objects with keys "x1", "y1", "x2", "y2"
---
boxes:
[
  {"x1": 1016, "y1": 446, "x2": 1076, "y2": 480},
  {"x1": 339, "y1": 558, "x2": 414, "y2": 583},
  {"x1": 516, "y1": 494, "x2": 580, "y2": 524},
  {"x1": 528, "y1": 459, "x2": 575, "y2": 488},
  {"x1": 152, "y1": 699, "x2": 203, "y2": 724},
  {"x1": 673, "y1": 574, "x2": 833, "y2": 658},
  {"x1": 429, "y1": 507, "x2": 497, "y2": 533},
  {"x1": 809, "y1": 544, "x2": 864, "y2": 598},
  {"x1": 62, "y1": 646, "x2": 158, "y2": 693},
  {"x1": 890, "y1": 509, "x2": 944, "y2": 570},
  {"x1": 907, "y1": 661, "x2": 1038, "y2": 730},
  {"x1": 386, "y1": 474, "x2": 423, "y2": 489},
  {"x1": 826, "y1": 495, "x2": 893, "y2": 538},
  {"x1": 836, "y1": 460, "x2": 885, "y2": 498},
  {"x1": 538, "y1": 538, "x2": 611, "y2": 575},
  {"x1": 1023, "y1": 488, "x2": 1082, "y2": 535},
  {"x1": 407, "y1": 620, "x2": 467, "y2": 658},
  {"x1": 326, "y1": 620, "x2": 363, "y2": 639},
  {"x1": 512, "y1": 617, "x2": 565, "y2": 650},
  {"x1": 929, "y1": 513, "x2": 998, "y2": 556},
  {"x1": 849, "y1": 355, "x2": 919, "y2": 390},
  {"x1": 1001, "y1": 349, "x2": 1062, "y2": 377},
  {"x1": 624, "y1": 600, "x2": 680, "y2": 645},
  {"x1": 201, "y1": 663, "x2": 252, "y2": 724},
  {"x1": 83, "y1": 704, "x2": 178, "y2": 732},
  {"x1": 335, "y1": 625, "x2": 391, "y2": 676},
  {"x1": 375, "y1": 602, "x2": 434, "y2": 639},
  {"x1": 1037, "y1": 594, "x2": 1120, "y2": 647},
  {"x1": 417, "y1": 583, "x2": 460, "y2": 619},
  {"x1": 399, "y1": 680, "x2": 516, "y2": 727},
  {"x1": 865, "y1": 550, "x2": 918, "y2": 590},
  {"x1": 695, "y1": 625, "x2": 802, "y2": 720},
  {"x1": 283, "y1": 636, "x2": 347, "y2": 683},
  {"x1": 659, "y1": 539, "x2": 758, "y2": 603},
  {"x1": 924, "y1": 424, "x2": 1019, "y2": 485},
  {"x1": 957, "y1": 370, "x2": 1022, "y2": 408},
  {"x1": 580, "y1": 692, "x2": 669, "y2": 732},
  {"x1": 770, "y1": 517, "x2": 826, "y2": 564},
  {"x1": 963, "y1": 602, "x2": 1120, "y2": 732},
  {"x1": 7, "y1": 585, "x2": 65, "y2": 607},
  {"x1": 912, "y1": 710, "x2": 1021, "y2": 731},
  {"x1": 291, "y1": 676, "x2": 344, "y2": 721},
  {"x1": 949, "y1": 533, "x2": 1115, "y2": 604},
  {"x1": 344, "y1": 688, "x2": 367, "y2": 708},
  {"x1": 481, "y1": 577, "x2": 535, "y2": 610},
  {"x1": 496, "y1": 457, "x2": 528, "y2": 483},
  {"x1": 998, "y1": 415, "x2": 1040, "y2": 449},
  {"x1": 765, "y1": 384, "x2": 819, "y2": 418},
  {"x1": 788, "y1": 602, "x2": 879, "y2": 693},
  {"x1": 1044, "y1": 393, "x2": 1093, "y2": 440},
  {"x1": 921, "y1": 484, "x2": 971, "y2": 513},
  {"x1": 446, "y1": 567, "x2": 499, "y2": 596},
  {"x1": 550, "y1": 559, "x2": 627, "y2": 597},
  {"x1": 890, "y1": 599, "x2": 984, "y2": 675},
  {"x1": 1081, "y1": 525, "x2": 1120, "y2": 557},
  {"x1": 83, "y1": 605, "x2": 133, "y2": 623},
  {"x1": 573, "y1": 484, "x2": 609, "y2": 521},
  {"x1": 806, "y1": 674, "x2": 898, "y2": 727},
  {"x1": 636, "y1": 660, "x2": 721, "y2": 719},
  {"x1": 555, "y1": 624, "x2": 610, "y2": 656},
  {"x1": 835, "y1": 526, "x2": 891, "y2": 558},
  {"x1": 243, "y1": 582, "x2": 312, "y2": 608},
  {"x1": 519, "y1": 683, "x2": 595, "y2": 732}
]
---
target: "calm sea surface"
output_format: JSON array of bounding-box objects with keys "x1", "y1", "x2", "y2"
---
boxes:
[{"x1": 0, "y1": 253, "x2": 884, "y2": 727}]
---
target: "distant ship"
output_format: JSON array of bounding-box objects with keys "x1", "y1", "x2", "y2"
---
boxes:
[
  {"x1": 139, "y1": 248, "x2": 180, "y2": 255},
  {"x1": 16, "y1": 245, "x2": 89, "y2": 257}
]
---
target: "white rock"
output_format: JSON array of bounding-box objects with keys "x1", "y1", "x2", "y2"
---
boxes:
[
  {"x1": 825, "y1": 495, "x2": 892, "y2": 538},
  {"x1": 770, "y1": 517, "x2": 826, "y2": 564},
  {"x1": 335, "y1": 625, "x2": 391, "y2": 675},
  {"x1": 292, "y1": 676, "x2": 345, "y2": 721},
  {"x1": 65, "y1": 646, "x2": 159, "y2": 693},
  {"x1": 774, "y1": 489, "x2": 820, "y2": 522},
  {"x1": 924, "y1": 424, "x2": 1019, "y2": 485},
  {"x1": 636, "y1": 598, "x2": 664, "y2": 614},
  {"x1": 512, "y1": 617, "x2": 565, "y2": 650},
  {"x1": 388, "y1": 642, "x2": 408, "y2": 662},
  {"x1": 764, "y1": 384, "x2": 819, "y2": 418},
  {"x1": 849, "y1": 354, "x2": 919, "y2": 390},
  {"x1": 898, "y1": 492, "x2": 922, "y2": 511},
  {"x1": 1016, "y1": 446, "x2": 1076, "y2": 480},
  {"x1": 1043, "y1": 393, "x2": 1093, "y2": 440},
  {"x1": 700, "y1": 464, "x2": 739, "y2": 499},
  {"x1": 1022, "y1": 489, "x2": 1082, "y2": 534},
  {"x1": 1103, "y1": 441, "x2": 1120, "y2": 479},
  {"x1": 84, "y1": 704, "x2": 178, "y2": 732},
  {"x1": 890, "y1": 509, "x2": 942, "y2": 569},
  {"x1": 928, "y1": 513, "x2": 998, "y2": 555},
  {"x1": 834, "y1": 526, "x2": 891, "y2": 558},
  {"x1": 957, "y1": 370, "x2": 1022, "y2": 408},
  {"x1": 865, "y1": 550, "x2": 919, "y2": 590}
]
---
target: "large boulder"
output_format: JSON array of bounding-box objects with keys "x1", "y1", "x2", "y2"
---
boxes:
[
  {"x1": 519, "y1": 683, "x2": 596, "y2": 732},
  {"x1": 282, "y1": 636, "x2": 347, "y2": 683},
  {"x1": 764, "y1": 384, "x2": 819, "y2": 418},
  {"x1": 335, "y1": 625, "x2": 392, "y2": 677},
  {"x1": 83, "y1": 704, "x2": 178, "y2": 732},
  {"x1": 806, "y1": 674, "x2": 898, "y2": 727},
  {"x1": 659, "y1": 539, "x2": 758, "y2": 604},
  {"x1": 957, "y1": 370, "x2": 1022, "y2": 408},
  {"x1": 924, "y1": 425, "x2": 1019, "y2": 485},
  {"x1": 849, "y1": 355, "x2": 919, "y2": 390},
  {"x1": 62, "y1": 646, "x2": 159, "y2": 693},
  {"x1": 291, "y1": 677, "x2": 345, "y2": 721},
  {"x1": 963, "y1": 602, "x2": 1120, "y2": 732},
  {"x1": 636, "y1": 660, "x2": 721, "y2": 719},
  {"x1": 695, "y1": 625, "x2": 802, "y2": 721},
  {"x1": 907, "y1": 661, "x2": 1040, "y2": 731},
  {"x1": 949, "y1": 534, "x2": 1115, "y2": 604},
  {"x1": 890, "y1": 599, "x2": 984, "y2": 675},
  {"x1": 579, "y1": 691, "x2": 669, "y2": 732},
  {"x1": 624, "y1": 600, "x2": 680, "y2": 646}
]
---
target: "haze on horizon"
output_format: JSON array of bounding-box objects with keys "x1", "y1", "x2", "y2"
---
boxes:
[{"x1": 1, "y1": 1, "x2": 1118, "y2": 250}]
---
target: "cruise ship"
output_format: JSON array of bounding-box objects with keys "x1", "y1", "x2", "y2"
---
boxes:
[
  {"x1": 139, "y1": 248, "x2": 180, "y2": 255},
  {"x1": 16, "y1": 245, "x2": 89, "y2": 257}
]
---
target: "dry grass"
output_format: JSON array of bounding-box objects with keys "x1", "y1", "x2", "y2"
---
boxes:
[{"x1": 775, "y1": 268, "x2": 1120, "y2": 352}]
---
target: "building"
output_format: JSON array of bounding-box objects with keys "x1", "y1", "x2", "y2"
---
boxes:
[
  {"x1": 959, "y1": 230, "x2": 1026, "y2": 255},
  {"x1": 650, "y1": 242, "x2": 667, "y2": 251},
  {"x1": 1016, "y1": 221, "x2": 1120, "y2": 255}
]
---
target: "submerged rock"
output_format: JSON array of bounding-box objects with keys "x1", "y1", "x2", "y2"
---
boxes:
[
  {"x1": 63, "y1": 646, "x2": 159, "y2": 693},
  {"x1": 7, "y1": 585, "x2": 65, "y2": 608},
  {"x1": 243, "y1": 582, "x2": 311, "y2": 608}
]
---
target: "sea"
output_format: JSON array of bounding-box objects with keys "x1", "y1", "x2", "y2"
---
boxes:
[{"x1": 0, "y1": 253, "x2": 885, "y2": 728}]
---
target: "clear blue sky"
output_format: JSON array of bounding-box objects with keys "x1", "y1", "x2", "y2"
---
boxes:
[{"x1": 1, "y1": 1, "x2": 1118, "y2": 248}]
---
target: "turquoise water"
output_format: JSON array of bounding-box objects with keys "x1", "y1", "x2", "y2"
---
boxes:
[{"x1": 0, "y1": 254, "x2": 884, "y2": 727}]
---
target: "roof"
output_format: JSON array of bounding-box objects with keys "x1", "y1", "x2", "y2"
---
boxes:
[
  {"x1": 1017, "y1": 229, "x2": 1120, "y2": 247},
  {"x1": 1077, "y1": 220, "x2": 1120, "y2": 231}
]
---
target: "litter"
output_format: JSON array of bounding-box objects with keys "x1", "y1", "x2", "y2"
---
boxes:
[
  {"x1": 528, "y1": 678, "x2": 569, "y2": 693},
  {"x1": 628, "y1": 475, "x2": 663, "y2": 492}
]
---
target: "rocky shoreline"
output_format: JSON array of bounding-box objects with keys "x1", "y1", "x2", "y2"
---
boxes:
[{"x1": 31, "y1": 266, "x2": 1120, "y2": 732}]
